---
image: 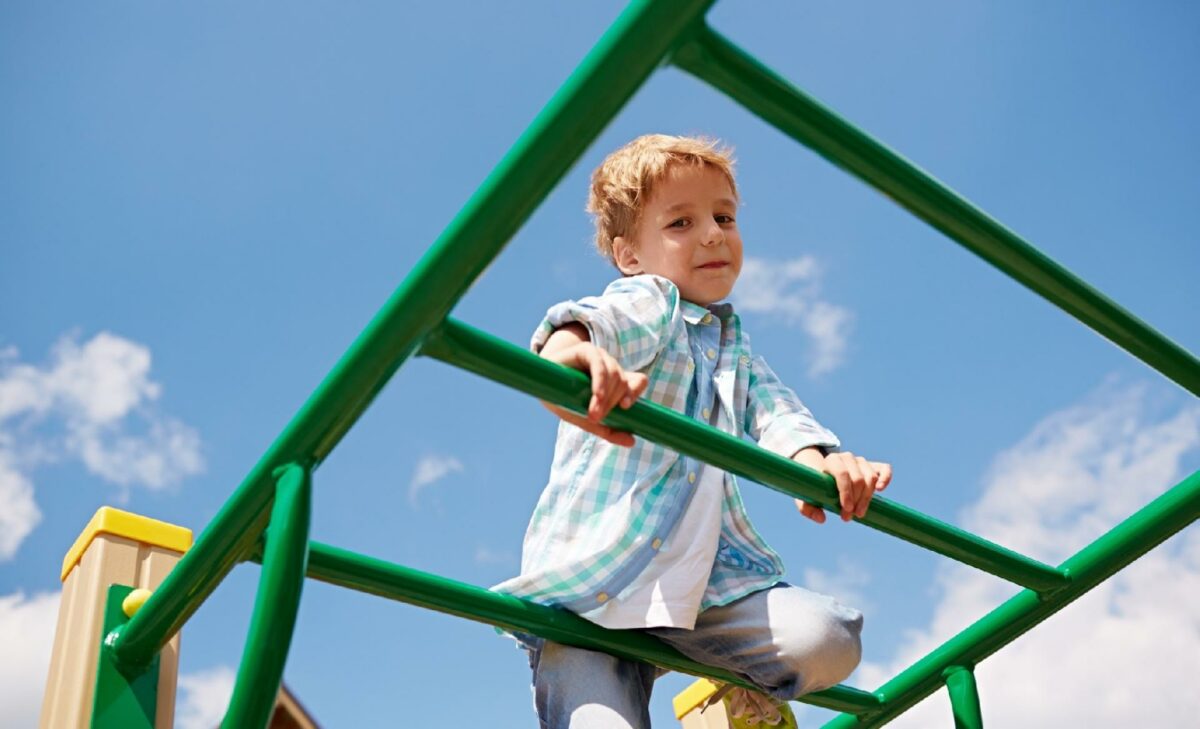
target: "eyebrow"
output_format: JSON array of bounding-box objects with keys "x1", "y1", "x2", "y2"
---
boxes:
[{"x1": 662, "y1": 198, "x2": 738, "y2": 214}]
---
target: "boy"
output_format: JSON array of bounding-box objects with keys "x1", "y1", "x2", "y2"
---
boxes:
[{"x1": 493, "y1": 135, "x2": 893, "y2": 728}]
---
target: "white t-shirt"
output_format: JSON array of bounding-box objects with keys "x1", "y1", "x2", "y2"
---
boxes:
[{"x1": 579, "y1": 414, "x2": 727, "y2": 631}]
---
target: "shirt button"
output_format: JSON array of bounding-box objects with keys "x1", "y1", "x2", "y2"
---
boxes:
[
  {"x1": 596, "y1": 592, "x2": 608, "y2": 603},
  {"x1": 688, "y1": 472, "x2": 696, "y2": 484},
  {"x1": 740, "y1": 355, "x2": 750, "y2": 366},
  {"x1": 702, "y1": 407, "x2": 711, "y2": 419},
  {"x1": 706, "y1": 348, "x2": 716, "y2": 360},
  {"x1": 651, "y1": 538, "x2": 662, "y2": 550},
  {"x1": 701, "y1": 313, "x2": 713, "y2": 325}
]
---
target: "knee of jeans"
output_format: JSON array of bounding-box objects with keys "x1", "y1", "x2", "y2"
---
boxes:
[{"x1": 778, "y1": 602, "x2": 864, "y2": 693}]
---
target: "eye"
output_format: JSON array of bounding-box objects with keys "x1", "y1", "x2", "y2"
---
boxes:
[
  {"x1": 715, "y1": 214, "x2": 735, "y2": 224},
  {"x1": 667, "y1": 217, "x2": 690, "y2": 229}
]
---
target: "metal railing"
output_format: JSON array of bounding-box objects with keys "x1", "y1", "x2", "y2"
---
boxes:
[{"x1": 94, "y1": 1, "x2": 1199, "y2": 727}]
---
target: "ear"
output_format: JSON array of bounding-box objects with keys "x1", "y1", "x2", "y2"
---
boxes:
[{"x1": 612, "y1": 236, "x2": 642, "y2": 276}]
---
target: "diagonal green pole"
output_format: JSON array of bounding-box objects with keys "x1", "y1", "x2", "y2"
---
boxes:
[
  {"x1": 821, "y1": 467, "x2": 1200, "y2": 728},
  {"x1": 421, "y1": 317, "x2": 1069, "y2": 592},
  {"x1": 671, "y1": 24, "x2": 1200, "y2": 399},
  {"x1": 107, "y1": 0, "x2": 716, "y2": 670}
]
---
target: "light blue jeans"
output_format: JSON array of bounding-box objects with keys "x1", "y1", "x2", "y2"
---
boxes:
[{"x1": 526, "y1": 583, "x2": 864, "y2": 729}]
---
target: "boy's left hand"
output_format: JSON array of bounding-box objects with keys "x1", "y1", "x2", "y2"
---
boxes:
[{"x1": 791, "y1": 448, "x2": 892, "y2": 524}]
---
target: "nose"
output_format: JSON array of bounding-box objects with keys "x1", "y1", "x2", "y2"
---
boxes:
[{"x1": 702, "y1": 219, "x2": 724, "y2": 247}]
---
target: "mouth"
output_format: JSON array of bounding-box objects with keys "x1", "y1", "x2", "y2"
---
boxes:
[{"x1": 697, "y1": 261, "x2": 729, "y2": 269}]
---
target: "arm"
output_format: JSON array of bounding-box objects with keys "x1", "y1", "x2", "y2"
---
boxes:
[
  {"x1": 538, "y1": 322, "x2": 649, "y2": 447},
  {"x1": 742, "y1": 352, "x2": 892, "y2": 523},
  {"x1": 532, "y1": 274, "x2": 679, "y2": 371}
]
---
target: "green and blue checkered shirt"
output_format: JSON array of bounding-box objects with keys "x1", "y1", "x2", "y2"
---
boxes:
[{"x1": 492, "y1": 274, "x2": 840, "y2": 618}]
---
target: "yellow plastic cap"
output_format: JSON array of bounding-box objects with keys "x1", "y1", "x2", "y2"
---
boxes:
[{"x1": 61, "y1": 507, "x2": 192, "y2": 582}]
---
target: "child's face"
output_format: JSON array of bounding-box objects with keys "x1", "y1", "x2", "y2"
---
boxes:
[{"x1": 613, "y1": 164, "x2": 742, "y2": 305}]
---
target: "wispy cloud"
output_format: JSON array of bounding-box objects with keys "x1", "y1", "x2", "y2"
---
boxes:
[
  {"x1": 474, "y1": 544, "x2": 517, "y2": 567},
  {"x1": 855, "y1": 381, "x2": 1200, "y2": 727},
  {"x1": 175, "y1": 665, "x2": 236, "y2": 729},
  {"x1": 734, "y1": 256, "x2": 852, "y2": 377},
  {"x1": 801, "y1": 557, "x2": 872, "y2": 614},
  {"x1": 0, "y1": 590, "x2": 60, "y2": 728},
  {"x1": 408, "y1": 454, "x2": 464, "y2": 507},
  {"x1": 0, "y1": 332, "x2": 204, "y2": 560}
]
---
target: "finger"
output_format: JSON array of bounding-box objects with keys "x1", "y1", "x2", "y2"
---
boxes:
[
  {"x1": 549, "y1": 404, "x2": 635, "y2": 447},
  {"x1": 583, "y1": 349, "x2": 604, "y2": 420},
  {"x1": 828, "y1": 454, "x2": 857, "y2": 521},
  {"x1": 873, "y1": 462, "x2": 893, "y2": 491},
  {"x1": 621, "y1": 372, "x2": 649, "y2": 408},
  {"x1": 588, "y1": 351, "x2": 615, "y2": 421},
  {"x1": 839, "y1": 456, "x2": 866, "y2": 521},
  {"x1": 854, "y1": 456, "x2": 878, "y2": 518},
  {"x1": 794, "y1": 498, "x2": 826, "y2": 524},
  {"x1": 601, "y1": 357, "x2": 628, "y2": 417}
]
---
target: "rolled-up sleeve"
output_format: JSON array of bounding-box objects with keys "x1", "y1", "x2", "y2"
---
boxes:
[
  {"x1": 530, "y1": 274, "x2": 679, "y2": 372},
  {"x1": 744, "y1": 353, "x2": 841, "y2": 459}
]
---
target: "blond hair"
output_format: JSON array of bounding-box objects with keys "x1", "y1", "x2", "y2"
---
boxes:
[{"x1": 586, "y1": 134, "x2": 738, "y2": 267}]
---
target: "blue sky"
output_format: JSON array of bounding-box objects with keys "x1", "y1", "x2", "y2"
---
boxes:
[{"x1": 2, "y1": 2, "x2": 1198, "y2": 727}]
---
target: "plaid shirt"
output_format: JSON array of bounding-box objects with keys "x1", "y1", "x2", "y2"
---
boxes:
[{"x1": 492, "y1": 274, "x2": 840, "y2": 618}]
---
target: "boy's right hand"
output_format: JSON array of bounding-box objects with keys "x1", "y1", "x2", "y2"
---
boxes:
[{"x1": 539, "y1": 324, "x2": 649, "y2": 447}]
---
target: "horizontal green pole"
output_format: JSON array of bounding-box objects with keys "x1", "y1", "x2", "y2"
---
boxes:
[
  {"x1": 224, "y1": 464, "x2": 311, "y2": 729},
  {"x1": 245, "y1": 539, "x2": 882, "y2": 716},
  {"x1": 671, "y1": 25, "x2": 1200, "y2": 399},
  {"x1": 821, "y1": 467, "x2": 1200, "y2": 728},
  {"x1": 108, "y1": 0, "x2": 715, "y2": 668},
  {"x1": 419, "y1": 317, "x2": 1068, "y2": 592}
]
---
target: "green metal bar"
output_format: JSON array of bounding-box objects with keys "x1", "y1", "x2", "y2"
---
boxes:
[
  {"x1": 244, "y1": 539, "x2": 883, "y2": 716},
  {"x1": 223, "y1": 464, "x2": 311, "y2": 729},
  {"x1": 821, "y1": 467, "x2": 1200, "y2": 728},
  {"x1": 671, "y1": 25, "x2": 1200, "y2": 399},
  {"x1": 944, "y1": 667, "x2": 983, "y2": 729},
  {"x1": 420, "y1": 317, "x2": 1069, "y2": 592},
  {"x1": 108, "y1": 0, "x2": 715, "y2": 669}
]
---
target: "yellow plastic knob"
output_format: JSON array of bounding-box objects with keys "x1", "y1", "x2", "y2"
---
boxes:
[{"x1": 122, "y1": 588, "x2": 153, "y2": 618}]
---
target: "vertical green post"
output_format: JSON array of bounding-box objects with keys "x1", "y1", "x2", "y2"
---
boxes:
[
  {"x1": 944, "y1": 667, "x2": 983, "y2": 729},
  {"x1": 223, "y1": 464, "x2": 312, "y2": 729}
]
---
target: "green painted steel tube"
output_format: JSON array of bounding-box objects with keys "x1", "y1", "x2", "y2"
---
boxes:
[
  {"x1": 420, "y1": 317, "x2": 1069, "y2": 592},
  {"x1": 109, "y1": 0, "x2": 715, "y2": 668},
  {"x1": 671, "y1": 25, "x2": 1200, "y2": 399},
  {"x1": 244, "y1": 539, "x2": 882, "y2": 716},
  {"x1": 224, "y1": 464, "x2": 311, "y2": 729},
  {"x1": 821, "y1": 468, "x2": 1200, "y2": 728},
  {"x1": 944, "y1": 667, "x2": 983, "y2": 729}
]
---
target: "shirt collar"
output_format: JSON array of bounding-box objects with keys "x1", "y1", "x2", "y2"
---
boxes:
[{"x1": 680, "y1": 298, "x2": 734, "y2": 325}]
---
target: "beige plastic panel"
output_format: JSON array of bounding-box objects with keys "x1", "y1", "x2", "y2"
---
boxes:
[
  {"x1": 39, "y1": 534, "x2": 184, "y2": 729},
  {"x1": 681, "y1": 700, "x2": 735, "y2": 728}
]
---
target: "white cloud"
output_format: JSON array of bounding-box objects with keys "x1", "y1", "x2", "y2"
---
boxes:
[
  {"x1": 474, "y1": 545, "x2": 517, "y2": 566},
  {"x1": 855, "y1": 382, "x2": 1200, "y2": 727},
  {"x1": 0, "y1": 591, "x2": 61, "y2": 728},
  {"x1": 0, "y1": 443, "x2": 41, "y2": 560},
  {"x1": 801, "y1": 556, "x2": 872, "y2": 614},
  {"x1": 408, "y1": 454, "x2": 464, "y2": 507},
  {"x1": 734, "y1": 256, "x2": 852, "y2": 377},
  {"x1": 0, "y1": 332, "x2": 204, "y2": 560},
  {"x1": 175, "y1": 665, "x2": 236, "y2": 729}
]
